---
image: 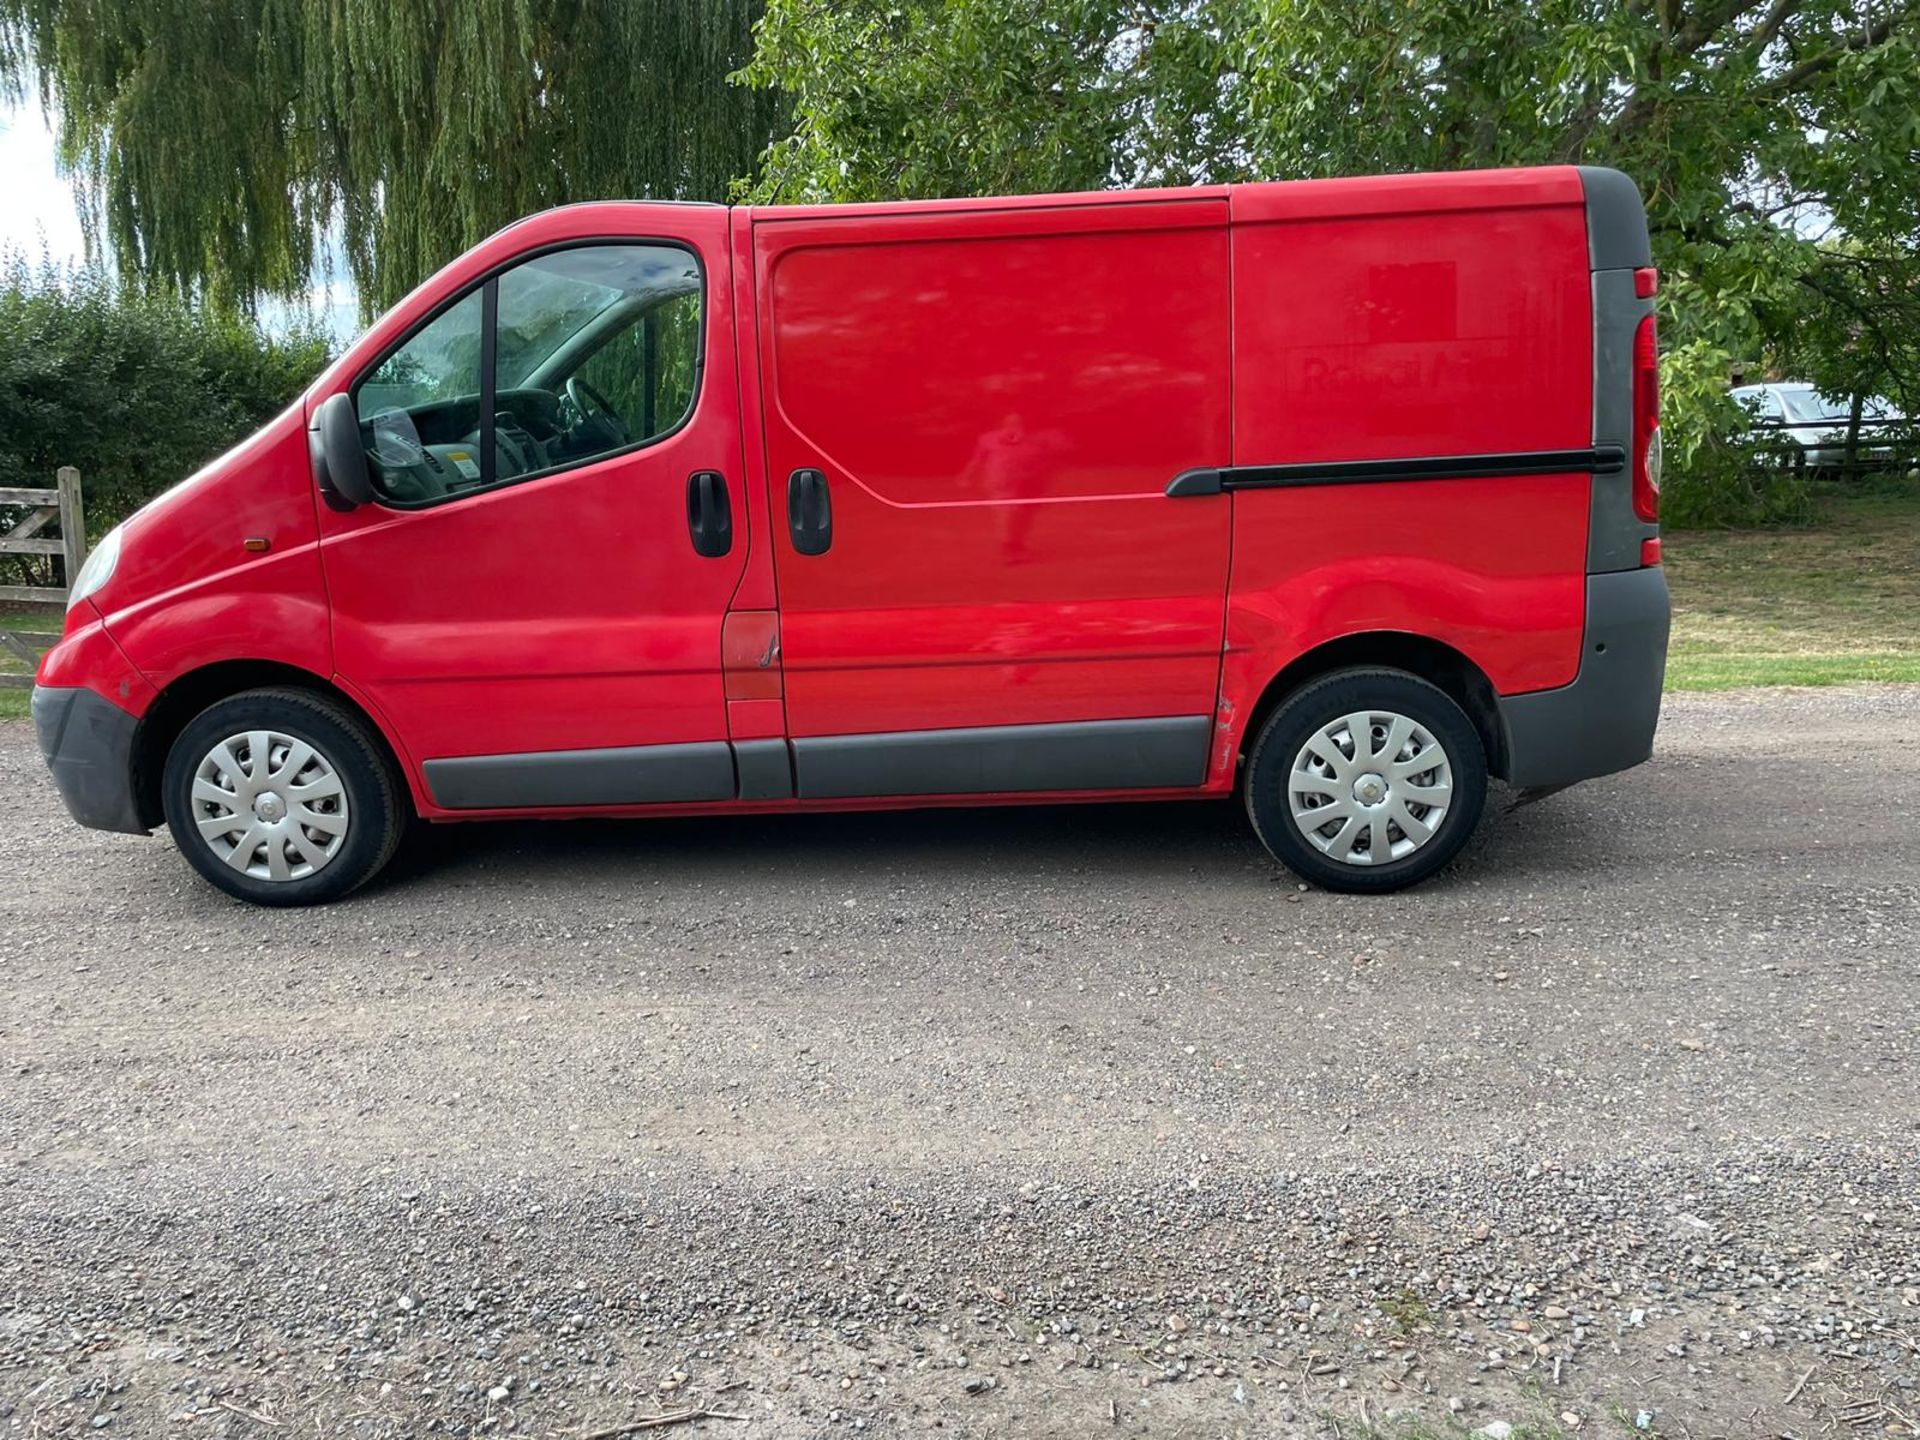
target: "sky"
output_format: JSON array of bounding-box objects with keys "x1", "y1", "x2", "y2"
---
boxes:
[
  {"x1": 0, "y1": 97, "x2": 361, "y2": 341},
  {"x1": 0, "y1": 99, "x2": 87, "y2": 264}
]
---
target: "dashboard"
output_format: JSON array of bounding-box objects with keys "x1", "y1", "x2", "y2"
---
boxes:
[{"x1": 361, "y1": 387, "x2": 627, "y2": 503}]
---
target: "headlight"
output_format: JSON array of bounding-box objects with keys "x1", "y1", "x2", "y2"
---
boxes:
[{"x1": 67, "y1": 524, "x2": 122, "y2": 610}]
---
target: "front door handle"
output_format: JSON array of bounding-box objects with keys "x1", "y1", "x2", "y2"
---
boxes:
[
  {"x1": 787, "y1": 467, "x2": 832, "y2": 555},
  {"x1": 687, "y1": 470, "x2": 732, "y2": 558}
]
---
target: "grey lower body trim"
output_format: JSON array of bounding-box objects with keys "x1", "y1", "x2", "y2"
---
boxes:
[
  {"x1": 421, "y1": 716, "x2": 1211, "y2": 810},
  {"x1": 425, "y1": 740, "x2": 736, "y2": 810},
  {"x1": 733, "y1": 738, "x2": 794, "y2": 801},
  {"x1": 1498, "y1": 567, "x2": 1670, "y2": 790},
  {"x1": 792, "y1": 715, "x2": 1212, "y2": 800},
  {"x1": 32, "y1": 685, "x2": 150, "y2": 835}
]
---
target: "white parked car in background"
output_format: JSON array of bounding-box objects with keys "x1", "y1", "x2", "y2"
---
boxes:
[{"x1": 1731, "y1": 382, "x2": 1902, "y2": 469}]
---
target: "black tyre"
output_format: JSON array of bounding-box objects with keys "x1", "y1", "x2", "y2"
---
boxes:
[
  {"x1": 161, "y1": 687, "x2": 407, "y2": 906},
  {"x1": 1244, "y1": 668, "x2": 1487, "y2": 894}
]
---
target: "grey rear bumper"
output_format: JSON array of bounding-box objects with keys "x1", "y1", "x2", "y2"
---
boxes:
[
  {"x1": 31, "y1": 685, "x2": 150, "y2": 835},
  {"x1": 1497, "y1": 567, "x2": 1670, "y2": 790}
]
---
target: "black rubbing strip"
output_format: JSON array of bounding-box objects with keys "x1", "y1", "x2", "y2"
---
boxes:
[
  {"x1": 1166, "y1": 468, "x2": 1224, "y2": 497},
  {"x1": 1165, "y1": 447, "x2": 1624, "y2": 496}
]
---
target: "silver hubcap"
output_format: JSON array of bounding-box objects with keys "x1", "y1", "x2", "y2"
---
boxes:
[
  {"x1": 1289, "y1": 710, "x2": 1453, "y2": 867},
  {"x1": 190, "y1": 730, "x2": 349, "y2": 882}
]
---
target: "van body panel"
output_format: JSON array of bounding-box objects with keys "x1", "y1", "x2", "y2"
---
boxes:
[
  {"x1": 755, "y1": 198, "x2": 1232, "y2": 753},
  {"x1": 1231, "y1": 189, "x2": 1592, "y2": 466},
  {"x1": 1209, "y1": 169, "x2": 1601, "y2": 774},
  {"x1": 94, "y1": 404, "x2": 333, "y2": 705},
  {"x1": 312, "y1": 203, "x2": 751, "y2": 771},
  {"x1": 1227, "y1": 167, "x2": 1584, "y2": 225},
  {"x1": 1215, "y1": 472, "x2": 1592, "y2": 766}
]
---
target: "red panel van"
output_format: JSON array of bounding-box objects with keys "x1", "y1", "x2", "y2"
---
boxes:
[{"x1": 33, "y1": 166, "x2": 1668, "y2": 905}]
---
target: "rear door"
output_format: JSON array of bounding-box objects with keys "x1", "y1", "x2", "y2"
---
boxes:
[
  {"x1": 316, "y1": 206, "x2": 750, "y2": 810},
  {"x1": 753, "y1": 195, "x2": 1233, "y2": 799}
]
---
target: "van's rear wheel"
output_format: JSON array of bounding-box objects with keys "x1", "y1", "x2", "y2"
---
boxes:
[
  {"x1": 161, "y1": 688, "x2": 405, "y2": 906},
  {"x1": 1245, "y1": 668, "x2": 1486, "y2": 894}
]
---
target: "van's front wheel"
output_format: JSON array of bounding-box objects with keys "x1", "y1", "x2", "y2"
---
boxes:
[
  {"x1": 161, "y1": 688, "x2": 406, "y2": 906},
  {"x1": 1245, "y1": 668, "x2": 1486, "y2": 894}
]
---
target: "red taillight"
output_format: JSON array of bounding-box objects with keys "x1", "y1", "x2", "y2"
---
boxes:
[
  {"x1": 1631, "y1": 310, "x2": 1660, "y2": 524},
  {"x1": 1640, "y1": 537, "x2": 1662, "y2": 567}
]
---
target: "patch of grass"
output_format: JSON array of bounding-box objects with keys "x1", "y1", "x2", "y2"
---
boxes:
[
  {"x1": 1666, "y1": 651, "x2": 1920, "y2": 690},
  {"x1": 1666, "y1": 482, "x2": 1920, "y2": 691},
  {"x1": 0, "y1": 600, "x2": 58, "y2": 713},
  {"x1": 1380, "y1": 1288, "x2": 1439, "y2": 1333}
]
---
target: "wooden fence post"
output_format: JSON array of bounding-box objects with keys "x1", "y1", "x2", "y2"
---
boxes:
[
  {"x1": 56, "y1": 465, "x2": 87, "y2": 585},
  {"x1": 0, "y1": 468, "x2": 85, "y2": 686}
]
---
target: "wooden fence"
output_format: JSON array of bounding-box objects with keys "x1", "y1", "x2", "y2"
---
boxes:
[
  {"x1": 1751, "y1": 417, "x2": 1920, "y2": 481},
  {"x1": 0, "y1": 467, "x2": 86, "y2": 690}
]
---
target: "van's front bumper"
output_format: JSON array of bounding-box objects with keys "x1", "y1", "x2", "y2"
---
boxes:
[
  {"x1": 31, "y1": 685, "x2": 150, "y2": 835},
  {"x1": 1497, "y1": 567, "x2": 1671, "y2": 791}
]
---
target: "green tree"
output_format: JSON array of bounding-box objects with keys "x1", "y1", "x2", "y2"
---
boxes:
[
  {"x1": 0, "y1": 0, "x2": 782, "y2": 313},
  {"x1": 741, "y1": 1, "x2": 1235, "y2": 202},
  {"x1": 740, "y1": 0, "x2": 1920, "y2": 522}
]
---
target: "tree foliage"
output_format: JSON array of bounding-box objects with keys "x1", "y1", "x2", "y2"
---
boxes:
[
  {"x1": 741, "y1": 0, "x2": 1229, "y2": 201},
  {"x1": 0, "y1": 0, "x2": 781, "y2": 312},
  {"x1": 0, "y1": 260, "x2": 328, "y2": 569},
  {"x1": 741, "y1": 0, "x2": 1920, "y2": 523}
]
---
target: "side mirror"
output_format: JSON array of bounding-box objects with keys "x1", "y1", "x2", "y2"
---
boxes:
[{"x1": 310, "y1": 392, "x2": 376, "y2": 510}]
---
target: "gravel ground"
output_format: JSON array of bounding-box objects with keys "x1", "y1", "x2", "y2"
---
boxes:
[{"x1": 1, "y1": 686, "x2": 1917, "y2": 1439}]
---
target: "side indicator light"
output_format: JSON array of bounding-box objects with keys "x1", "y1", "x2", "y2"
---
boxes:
[{"x1": 243, "y1": 537, "x2": 271, "y2": 553}]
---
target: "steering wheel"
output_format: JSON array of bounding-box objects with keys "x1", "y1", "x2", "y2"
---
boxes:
[{"x1": 565, "y1": 375, "x2": 632, "y2": 445}]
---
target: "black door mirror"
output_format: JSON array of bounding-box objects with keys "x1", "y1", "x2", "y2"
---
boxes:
[{"x1": 310, "y1": 392, "x2": 376, "y2": 510}]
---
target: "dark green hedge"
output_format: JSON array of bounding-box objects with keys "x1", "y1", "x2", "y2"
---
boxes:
[{"x1": 0, "y1": 262, "x2": 329, "y2": 580}]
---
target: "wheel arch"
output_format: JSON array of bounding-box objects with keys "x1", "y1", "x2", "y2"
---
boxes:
[
  {"x1": 131, "y1": 660, "x2": 413, "y2": 829},
  {"x1": 1239, "y1": 632, "x2": 1509, "y2": 783}
]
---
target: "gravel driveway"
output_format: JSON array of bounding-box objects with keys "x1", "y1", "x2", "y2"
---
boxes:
[{"x1": 2, "y1": 686, "x2": 1916, "y2": 1438}]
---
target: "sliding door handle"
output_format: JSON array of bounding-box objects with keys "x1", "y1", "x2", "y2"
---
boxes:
[
  {"x1": 686, "y1": 470, "x2": 732, "y2": 557},
  {"x1": 787, "y1": 467, "x2": 832, "y2": 555}
]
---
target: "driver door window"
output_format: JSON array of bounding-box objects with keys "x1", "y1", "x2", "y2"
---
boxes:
[
  {"x1": 567, "y1": 290, "x2": 701, "y2": 447},
  {"x1": 353, "y1": 243, "x2": 703, "y2": 505}
]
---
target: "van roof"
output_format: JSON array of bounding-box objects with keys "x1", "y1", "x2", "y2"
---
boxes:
[
  {"x1": 518, "y1": 165, "x2": 1589, "y2": 229},
  {"x1": 746, "y1": 166, "x2": 1586, "y2": 225}
]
